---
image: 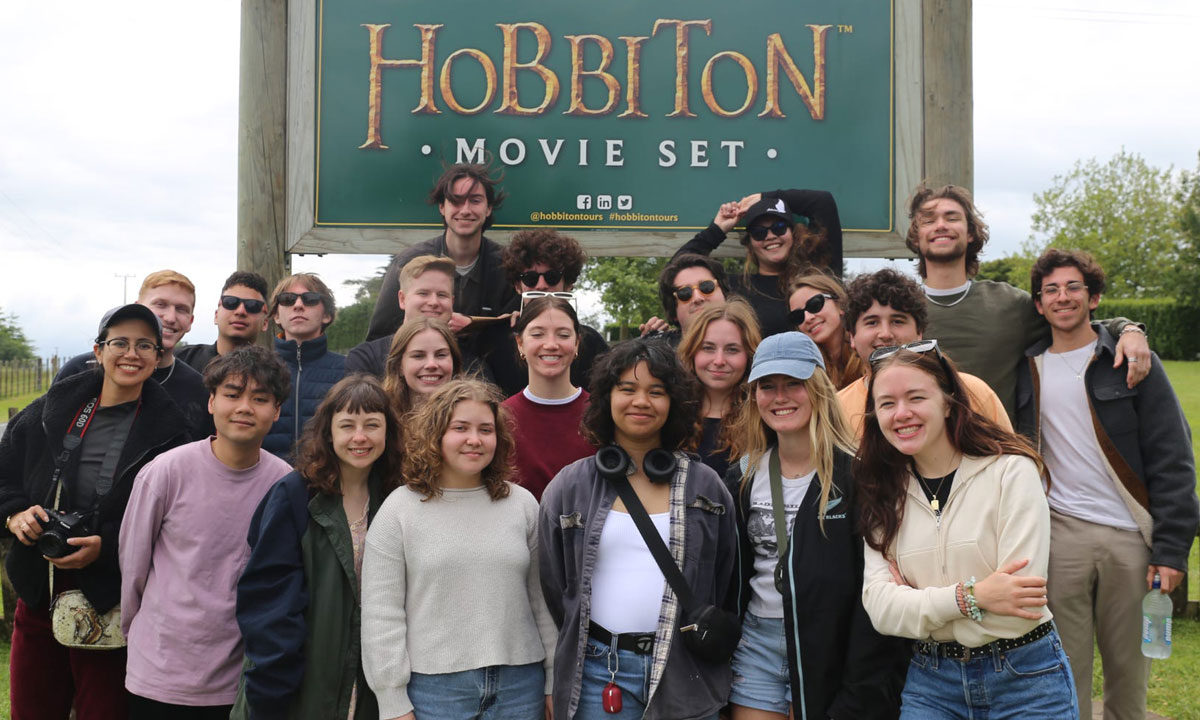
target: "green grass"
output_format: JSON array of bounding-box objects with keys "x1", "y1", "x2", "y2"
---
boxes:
[{"x1": 0, "y1": 389, "x2": 41, "y2": 423}]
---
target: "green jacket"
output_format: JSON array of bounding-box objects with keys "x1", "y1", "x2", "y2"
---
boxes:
[{"x1": 233, "y1": 470, "x2": 387, "y2": 720}]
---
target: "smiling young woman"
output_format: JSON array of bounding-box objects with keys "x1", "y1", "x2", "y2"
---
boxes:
[
  {"x1": 677, "y1": 298, "x2": 762, "y2": 479},
  {"x1": 786, "y1": 273, "x2": 863, "y2": 390},
  {"x1": 502, "y1": 296, "x2": 596, "y2": 501},
  {"x1": 857, "y1": 348, "x2": 1078, "y2": 719},
  {"x1": 723, "y1": 332, "x2": 905, "y2": 720},
  {"x1": 538, "y1": 338, "x2": 737, "y2": 720},
  {"x1": 234, "y1": 375, "x2": 403, "y2": 720},
  {"x1": 381, "y1": 318, "x2": 463, "y2": 417},
  {"x1": 361, "y1": 379, "x2": 556, "y2": 720}
]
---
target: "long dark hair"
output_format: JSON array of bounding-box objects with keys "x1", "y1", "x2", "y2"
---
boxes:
[
  {"x1": 855, "y1": 350, "x2": 1045, "y2": 555},
  {"x1": 294, "y1": 375, "x2": 403, "y2": 496},
  {"x1": 582, "y1": 337, "x2": 699, "y2": 451}
]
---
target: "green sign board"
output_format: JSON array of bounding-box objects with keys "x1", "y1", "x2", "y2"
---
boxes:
[{"x1": 311, "y1": 0, "x2": 894, "y2": 236}]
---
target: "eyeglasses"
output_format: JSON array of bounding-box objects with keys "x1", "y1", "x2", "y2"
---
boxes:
[
  {"x1": 99, "y1": 338, "x2": 161, "y2": 356},
  {"x1": 1037, "y1": 281, "x2": 1087, "y2": 300},
  {"x1": 220, "y1": 295, "x2": 266, "y2": 314},
  {"x1": 673, "y1": 280, "x2": 718, "y2": 302},
  {"x1": 748, "y1": 220, "x2": 791, "y2": 242},
  {"x1": 519, "y1": 269, "x2": 563, "y2": 288},
  {"x1": 276, "y1": 291, "x2": 324, "y2": 308},
  {"x1": 787, "y1": 293, "x2": 835, "y2": 326},
  {"x1": 868, "y1": 340, "x2": 952, "y2": 378},
  {"x1": 520, "y1": 291, "x2": 577, "y2": 313}
]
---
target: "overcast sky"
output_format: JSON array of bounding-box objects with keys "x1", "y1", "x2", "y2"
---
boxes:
[{"x1": 1, "y1": 0, "x2": 1197, "y2": 356}]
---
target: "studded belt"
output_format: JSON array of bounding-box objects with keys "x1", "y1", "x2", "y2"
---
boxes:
[{"x1": 913, "y1": 621, "x2": 1053, "y2": 661}]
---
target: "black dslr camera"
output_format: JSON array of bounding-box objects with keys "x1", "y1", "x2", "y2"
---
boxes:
[{"x1": 37, "y1": 509, "x2": 90, "y2": 559}]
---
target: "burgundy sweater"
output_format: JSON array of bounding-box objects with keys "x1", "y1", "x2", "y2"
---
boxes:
[{"x1": 502, "y1": 389, "x2": 595, "y2": 501}]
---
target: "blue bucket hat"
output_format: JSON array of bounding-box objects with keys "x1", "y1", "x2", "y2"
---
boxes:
[{"x1": 748, "y1": 332, "x2": 825, "y2": 383}]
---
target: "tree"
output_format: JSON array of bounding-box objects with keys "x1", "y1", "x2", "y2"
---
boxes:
[
  {"x1": 0, "y1": 309, "x2": 35, "y2": 361},
  {"x1": 577, "y1": 257, "x2": 668, "y2": 339},
  {"x1": 975, "y1": 256, "x2": 1032, "y2": 290},
  {"x1": 1028, "y1": 149, "x2": 1185, "y2": 298},
  {"x1": 324, "y1": 265, "x2": 388, "y2": 353},
  {"x1": 1174, "y1": 151, "x2": 1200, "y2": 304}
]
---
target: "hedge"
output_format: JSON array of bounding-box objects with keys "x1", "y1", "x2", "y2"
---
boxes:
[{"x1": 1097, "y1": 298, "x2": 1200, "y2": 360}]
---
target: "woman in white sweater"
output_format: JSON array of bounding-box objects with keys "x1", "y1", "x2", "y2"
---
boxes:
[
  {"x1": 361, "y1": 378, "x2": 556, "y2": 720},
  {"x1": 856, "y1": 343, "x2": 1077, "y2": 719}
]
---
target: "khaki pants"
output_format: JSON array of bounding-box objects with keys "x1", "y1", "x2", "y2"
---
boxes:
[{"x1": 1048, "y1": 510, "x2": 1151, "y2": 720}]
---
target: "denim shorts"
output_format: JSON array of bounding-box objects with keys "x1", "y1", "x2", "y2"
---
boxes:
[
  {"x1": 900, "y1": 625, "x2": 1078, "y2": 720},
  {"x1": 729, "y1": 611, "x2": 792, "y2": 714},
  {"x1": 408, "y1": 662, "x2": 544, "y2": 720}
]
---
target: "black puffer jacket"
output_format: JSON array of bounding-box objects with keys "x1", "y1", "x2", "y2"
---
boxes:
[{"x1": 0, "y1": 370, "x2": 189, "y2": 612}]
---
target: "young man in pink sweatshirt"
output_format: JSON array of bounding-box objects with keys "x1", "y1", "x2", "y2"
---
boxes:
[{"x1": 119, "y1": 345, "x2": 293, "y2": 719}]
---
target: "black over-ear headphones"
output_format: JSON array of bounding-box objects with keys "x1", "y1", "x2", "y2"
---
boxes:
[{"x1": 595, "y1": 445, "x2": 678, "y2": 485}]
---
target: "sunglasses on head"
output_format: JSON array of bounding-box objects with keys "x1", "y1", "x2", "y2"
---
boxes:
[
  {"x1": 673, "y1": 280, "x2": 717, "y2": 302},
  {"x1": 868, "y1": 339, "x2": 952, "y2": 376},
  {"x1": 276, "y1": 291, "x2": 324, "y2": 308},
  {"x1": 748, "y1": 219, "x2": 791, "y2": 242},
  {"x1": 519, "y1": 269, "x2": 563, "y2": 288},
  {"x1": 787, "y1": 293, "x2": 835, "y2": 326},
  {"x1": 220, "y1": 295, "x2": 266, "y2": 314},
  {"x1": 520, "y1": 291, "x2": 577, "y2": 313}
]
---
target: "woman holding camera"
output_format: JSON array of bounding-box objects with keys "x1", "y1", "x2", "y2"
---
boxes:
[
  {"x1": 539, "y1": 338, "x2": 737, "y2": 720},
  {"x1": 0, "y1": 305, "x2": 190, "y2": 720}
]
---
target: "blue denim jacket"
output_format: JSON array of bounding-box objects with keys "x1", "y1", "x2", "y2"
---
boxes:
[{"x1": 538, "y1": 453, "x2": 737, "y2": 720}]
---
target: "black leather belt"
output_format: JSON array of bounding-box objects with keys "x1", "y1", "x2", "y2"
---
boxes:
[
  {"x1": 913, "y1": 621, "x2": 1053, "y2": 662},
  {"x1": 588, "y1": 621, "x2": 655, "y2": 655}
]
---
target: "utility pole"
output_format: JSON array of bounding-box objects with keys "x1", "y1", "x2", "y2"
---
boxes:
[{"x1": 115, "y1": 273, "x2": 136, "y2": 303}]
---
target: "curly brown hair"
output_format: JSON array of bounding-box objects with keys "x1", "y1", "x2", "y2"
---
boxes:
[
  {"x1": 843, "y1": 268, "x2": 928, "y2": 335},
  {"x1": 1029, "y1": 248, "x2": 1106, "y2": 299},
  {"x1": 855, "y1": 349, "x2": 1046, "y2": 556},
  {"x1": 501, "y1": 229, "x2": 588, "y2": 289},
  {"x1": 294, "y1": 375, "x2": 403, "y2": 497},
  {"x1": 403, "y1": 378, "x2": 515, "y2": 501},
  {"x1": 382, "y1": 319, "x2": 463, "y2": 417},
  {"x1": 905, "y1": 183, "x2": 990, "y2": 279}
]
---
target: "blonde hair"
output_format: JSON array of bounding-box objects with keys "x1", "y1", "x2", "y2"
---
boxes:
[
  {"x1": 403, "y1": 378, "x2": 514, "y2": 501},
  {"x1": 382, "y1": 318, "x2": 462, "y2": 416},
  {"x1": 138, "y1": 270, "x2": 196, "y2": 309},
  {"x1": 730, "y1": 366, "x2": 857, "y2": 532},
  {"x1": 787, "y1": 272, "x2": 864, "y2": 390},
  {"x1": 399, "y1": 255, "x2": 457, "y2": 290},
  {"x1": 677, "y1": 299, "x2": 762, "y2": 455}
]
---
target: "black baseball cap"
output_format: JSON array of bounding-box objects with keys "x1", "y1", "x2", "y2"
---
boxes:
[{"x1": 97, "y1": 304, "x2": 163, "y2": 346}]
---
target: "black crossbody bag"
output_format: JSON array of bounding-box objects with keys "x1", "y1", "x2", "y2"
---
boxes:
[{"x1": 607, "y1": 457, "x2": 741, "y2": 664}]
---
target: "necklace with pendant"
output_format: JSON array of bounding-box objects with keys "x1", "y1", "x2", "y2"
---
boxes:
[
  {"x1": 1054, "y1": 350, "x2": 1090, "y2": 380},
  {"x1": 914, "y1": 468, "x2": 951, "y2": 512}
]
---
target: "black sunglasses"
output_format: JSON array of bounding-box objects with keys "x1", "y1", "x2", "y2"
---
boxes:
[
  {"x1": 276, "y1": 291, "x2": 324, "y2": 308},
  {"x1": 748, "y1": 219, "x2": 791, "y2": 242},
  {"x1": 787, "y1": 293, "x2": 835, "y2": 326},
  {"x1": 519, "y1": 269, "x2": 563, "y2": 288},
  {"x1": 673, "y1": 280, "x2": 718, "y2": 302},
  {"x1": 220, "y1": 295, "x2": 266, "y2": 314}
]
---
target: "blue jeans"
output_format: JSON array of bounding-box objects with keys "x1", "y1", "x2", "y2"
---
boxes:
[
  {"x1": 900, "y1": 627, "x2": 1078, "y2": 720},
  {"x1": 576, "y1": 637, "x2": 719, "y2": 720},
  {"x1": 729, "y1": 612, "x2": 792, "y2": 714},
  {"x1": 408, "y1": 662, "x2": 544, "y2": 720}
]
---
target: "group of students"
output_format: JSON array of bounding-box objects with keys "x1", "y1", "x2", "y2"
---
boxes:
[{"x1": 0, "y1": 163, "x2": 1196, "y2": 720}]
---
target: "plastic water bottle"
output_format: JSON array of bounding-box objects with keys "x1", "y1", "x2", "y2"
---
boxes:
[{"x1": 1141, "y1": 573, "x2": 1173, "y2": 659}]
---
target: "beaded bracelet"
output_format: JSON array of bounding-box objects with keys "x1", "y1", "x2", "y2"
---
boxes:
[
  {"x1": 955, "y1": 582, "x2": 970, "y2": 617},
  {"x1": 1120, "y1": 324, "x2": 1147, "y2": 337},
  {"x1": 963, "y1": 576, "x2": 984, "y2": 622}
]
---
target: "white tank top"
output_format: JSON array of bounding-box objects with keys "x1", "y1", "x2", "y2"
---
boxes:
[{"x1": 588, "y1": 509, "x2": 669, "y2": 634}]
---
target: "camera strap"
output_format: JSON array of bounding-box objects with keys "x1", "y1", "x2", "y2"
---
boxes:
[
  {"x1": 43, "y1": 396, "x2": 137, "y2": 510},
  {"x1": 44, "y1": 397, "x2": 99, "y2": 510}
]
